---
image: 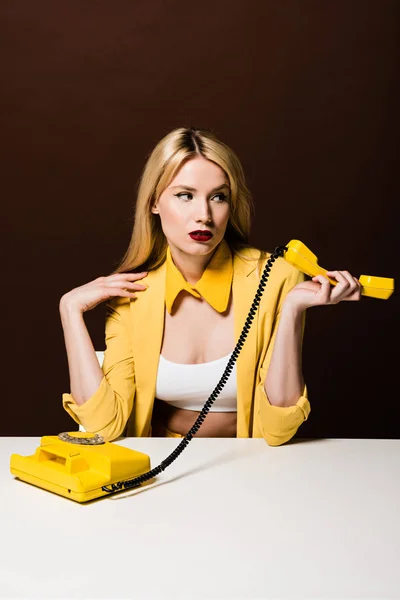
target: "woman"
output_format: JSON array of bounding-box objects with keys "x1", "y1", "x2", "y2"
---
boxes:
[{"x1": 60, "y1": 127, "x2": 361, "y2": 445}]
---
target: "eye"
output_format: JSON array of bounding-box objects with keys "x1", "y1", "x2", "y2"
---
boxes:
[
  {"x1": 213, "y1": 193, "x2": 228, "y2": 202},
  {"x1": 174, "y1": 192, "x2": 228, "y2": 202},
  {"x1": 174, "y1": 193, "x2": 192, "y2": 201}
]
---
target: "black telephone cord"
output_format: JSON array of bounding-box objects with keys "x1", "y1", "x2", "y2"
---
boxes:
[{"x1": 102, "y1": 244, "x2": 288, "y2": 494}]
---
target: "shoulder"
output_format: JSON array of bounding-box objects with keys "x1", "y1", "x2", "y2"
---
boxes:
[
  {"x1": 105, "y1": 296, "x2": 131, "y2": 322},
  {"x1": 240, "y1": 247, "x2": 306, "y2": 317},
  {"x1": 237, "y1": 245, "x2": 305, "y2": 283}
]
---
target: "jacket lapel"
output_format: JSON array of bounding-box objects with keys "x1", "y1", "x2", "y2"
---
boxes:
[
  {"x1": 130, "y1": 261, "x2": 167, "y2": 436},
  {"x1": 130, "y1": 247, "x2": 261, "y2": 437},
  {"x1": 232, "y1": 250, "x2": 260, "y2": 437}
]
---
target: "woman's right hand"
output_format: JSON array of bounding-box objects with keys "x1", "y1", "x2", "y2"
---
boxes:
[{"x1": 59, "y1": 271, "x2": 149, "y2": 313}]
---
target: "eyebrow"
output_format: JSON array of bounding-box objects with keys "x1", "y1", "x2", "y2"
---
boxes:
[{"x1": 169, "y1": 184, "x2": 230, "y2": 192}]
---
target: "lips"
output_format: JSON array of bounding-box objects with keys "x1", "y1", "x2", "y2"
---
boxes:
[{"x1": 190, "y1": 230, "x2": 212, "y2": 236}]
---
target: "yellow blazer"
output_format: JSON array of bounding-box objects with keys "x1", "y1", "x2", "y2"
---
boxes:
[{"x1": 62, "y1": 246, "x2": 311, "y2": 445}]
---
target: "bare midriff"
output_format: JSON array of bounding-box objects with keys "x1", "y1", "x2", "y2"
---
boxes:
[{"x1": 153, "y1": 289, "x2": 237, "y2": 438}]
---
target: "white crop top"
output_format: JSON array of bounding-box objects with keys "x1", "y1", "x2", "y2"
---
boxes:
[{"x1": 155, "y1": 352, "x2": 237, "y2": 412}]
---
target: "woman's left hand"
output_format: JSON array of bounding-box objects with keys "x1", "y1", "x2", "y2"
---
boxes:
[{"x1": 284, "y1": 270, "x2": 362, "y2": 312}]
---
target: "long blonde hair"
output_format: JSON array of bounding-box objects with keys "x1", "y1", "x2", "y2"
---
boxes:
[{"x1": 110, "y1": 126, "x2": 267, "y2": 276}]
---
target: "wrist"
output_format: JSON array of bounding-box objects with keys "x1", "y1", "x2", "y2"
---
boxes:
[
  {"x1": 59, "y1": 296, "x2": 84, "y2": 319},
  {"x1": 281, "y1": 299, "x2": 305, "y2": 320}
]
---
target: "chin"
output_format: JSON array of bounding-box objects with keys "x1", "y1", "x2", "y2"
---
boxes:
[{"x1": 187, "y1": 237, "x2": 220, "y2": 250}]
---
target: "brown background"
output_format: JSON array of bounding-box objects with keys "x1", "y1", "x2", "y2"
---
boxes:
[{"x1": 1, "y1": 1, "x2": 398, "y2": 438}]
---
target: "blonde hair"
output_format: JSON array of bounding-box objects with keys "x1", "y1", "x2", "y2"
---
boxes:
[{"x1": 110, "y1": 126, "x2": 268, "y2": 276}]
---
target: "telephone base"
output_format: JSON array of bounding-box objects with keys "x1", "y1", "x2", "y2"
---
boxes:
[{"x1": 10, "y1": 432, "x2": 153, "y2": 503}]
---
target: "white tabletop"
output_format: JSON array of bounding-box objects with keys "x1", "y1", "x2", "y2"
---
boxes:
[{"x1": 1, "y1": 437, "x2": 399, "y2": 600}]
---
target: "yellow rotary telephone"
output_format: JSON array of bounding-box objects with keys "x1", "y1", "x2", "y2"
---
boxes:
[{"x1": 10, "y1": 240, "x2": 394, "y2": 502}]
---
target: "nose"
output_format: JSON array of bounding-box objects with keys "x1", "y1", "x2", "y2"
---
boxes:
[{"x1": 194, "y1": 198, "x2": 213, "y2": 224}]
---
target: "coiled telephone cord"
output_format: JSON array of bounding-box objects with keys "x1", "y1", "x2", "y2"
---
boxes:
[{"x1": 102, "y1": 244, "x2": 288, "y2": 494}]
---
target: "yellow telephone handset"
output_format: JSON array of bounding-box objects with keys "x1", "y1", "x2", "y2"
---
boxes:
[{"x1": 284, "y1": 240, "x2": 394, "y2": 299}]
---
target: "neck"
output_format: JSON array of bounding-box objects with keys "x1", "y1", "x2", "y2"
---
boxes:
[{"x1": 169, "y1": 244, "x2": 219, "y2": 284}]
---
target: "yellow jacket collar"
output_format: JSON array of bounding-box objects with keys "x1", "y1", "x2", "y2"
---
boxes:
[{"x1": 165, "y1": 238, "x2": 233, "y2": 314}]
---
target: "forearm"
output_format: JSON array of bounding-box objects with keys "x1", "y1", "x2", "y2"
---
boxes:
[
  {"x1": 264, "y1": 302, "x2": 305, "y2": 408},
  {"x1": 59, "y1": 298, "x2": 104, "y2": 406}
]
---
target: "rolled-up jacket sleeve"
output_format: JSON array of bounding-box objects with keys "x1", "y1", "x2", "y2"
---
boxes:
[
  {"x1": 62, "y1": 297, "x2": 135, "y2": 442},
  {"x1": 255, "y1": 264, "x2": 311, "y2": 446}
]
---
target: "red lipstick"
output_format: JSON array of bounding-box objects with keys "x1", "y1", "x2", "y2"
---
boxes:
[{"x1": 189, "y1": 230, "x2": 213, "y2": 242}]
